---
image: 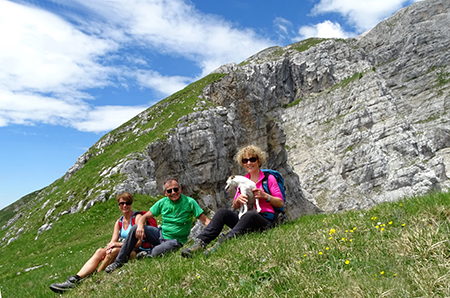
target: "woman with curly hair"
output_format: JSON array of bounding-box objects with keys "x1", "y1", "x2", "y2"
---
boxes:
[{"x1": 182, "y1": 145, "x2": 284, "y2": 257}]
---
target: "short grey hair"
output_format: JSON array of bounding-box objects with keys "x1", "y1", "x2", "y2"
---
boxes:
[{"x1": 162, "y1": 178, "x2": 180, "y2": 192}]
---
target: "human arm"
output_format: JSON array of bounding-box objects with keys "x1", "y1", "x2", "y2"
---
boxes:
[
  {"x1": 252, "y1": 175, "x2": 284, "y2": 208},
  {"x1": 135, "y1": 210, "x2": 155, "y2": 241},
  {"x1": 231, "y1": 186, "x2": 249, "y2": 210},
  {"x1": 232, "y1": 193, "x2": 249, "y2": 209},
  {"x1": 104, "y1": 220, "x2": 125, "y2": 254},
  {"x1": 197, "y1": 213, "x2": 210, "y2": 226},
  {"x1": 133, "y1": 213, "x2": 143, "y2": 248},
  {"x1": 252, "y1": 188, "x2": 283, "y2": 208}
]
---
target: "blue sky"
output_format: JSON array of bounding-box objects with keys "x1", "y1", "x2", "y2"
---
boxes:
[{"x1": 0, "y1": 0, "x2": 420, "y2": 210}]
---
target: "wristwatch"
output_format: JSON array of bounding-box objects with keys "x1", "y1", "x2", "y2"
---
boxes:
[{"x1": 265, "y1": 195, "x2": 271, "y2": 203}]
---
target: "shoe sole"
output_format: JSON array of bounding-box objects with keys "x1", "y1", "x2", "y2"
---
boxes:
[
  {"x1": 105, "y1": 263, "x2": 123, "y2": 273},
  {"x1": 181, "y1": 249, "x2": 193, "y2": 258},
  {"x1": 49, "y1": 284, "x2": 71, "y2": 293}
]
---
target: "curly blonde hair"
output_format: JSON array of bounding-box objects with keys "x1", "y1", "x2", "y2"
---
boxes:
[{"x1": 235, "y1": 145, "x2": 267, "y2": 167}]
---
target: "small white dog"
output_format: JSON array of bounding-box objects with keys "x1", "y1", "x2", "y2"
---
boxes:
[{"x1": 225, "y1": 175, "x2": 261, "y2": 218}]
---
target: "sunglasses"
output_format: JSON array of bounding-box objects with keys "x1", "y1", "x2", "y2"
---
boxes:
[
  {"x1": 165, "y1": 187, "x2": 179, "y2": 194},
  {"x1": 118, "y1": 202, "x2": 132, "y2": 206},
  {"x1": 242, "y1": 157, "x2": 258, "y2": 164}
]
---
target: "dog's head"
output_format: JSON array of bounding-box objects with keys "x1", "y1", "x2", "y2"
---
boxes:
[{"x1": 224, "y1": 175, "x2": 237, "y2": 191}]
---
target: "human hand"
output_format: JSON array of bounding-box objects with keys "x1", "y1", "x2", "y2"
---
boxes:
[
  {"x1": 235, "y1": 194, "x2": 248, "y2": 208},
  {"x1": 106, "y1": 242, "x2": 115, "y2": 250},
  {"x1": 252, "y1": 188, "x2": 268, "y2": 200},
  {"x1": 136, "y1": 225, "x2": 145, "y2": 240}
]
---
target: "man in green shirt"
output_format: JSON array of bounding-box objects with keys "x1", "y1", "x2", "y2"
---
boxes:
[{"x1": 106, "y1": 178, "x2": 210, "y2": 273}]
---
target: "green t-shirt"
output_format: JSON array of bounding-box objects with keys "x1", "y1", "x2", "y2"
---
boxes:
[{"x1": 150, "y1": 194, "x2": 204, "y2": 244}]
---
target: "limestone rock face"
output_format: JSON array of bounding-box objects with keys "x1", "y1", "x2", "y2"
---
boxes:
[
  {"x1": 3, "y1": 0, "x2": 450, "y2": 245},
  {"x1": 282, "y1": 0, "x2": 450, "y2": 212},
  {"x1": 58, "y1": 0, "x2": 449, "y2": 217},
  {"x1": 145, "y1": 106, "x2": 320, "y2": 219},
  {"x1": 140, "y1": 0, "x2": 450, "y2": 214}
]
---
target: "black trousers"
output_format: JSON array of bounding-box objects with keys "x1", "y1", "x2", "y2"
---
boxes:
[
  {"x1": 197, "y1": 209, "x2": 272, "y2": 245},
  {"x1": 115, "y1": 225, "x2": 182, "y2": 263}
]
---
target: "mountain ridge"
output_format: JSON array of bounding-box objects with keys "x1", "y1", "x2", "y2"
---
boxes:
[{"x1": 1, "y1": 0, "x2": 449, "y2": 250}]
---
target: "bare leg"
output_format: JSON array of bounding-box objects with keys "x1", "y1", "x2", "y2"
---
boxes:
[
  {"x1": 77, "y1": 248, "x2": 106, "y2": 278},
  {"x1": 97, "y1": 248, "x2": 120, "y2": 273},
  {"x1": 97, "y1": 248, "x2": 137, "y2": 273},
  {"x1": 130, "y1": 250, "x2": 137, "y2": 260}
]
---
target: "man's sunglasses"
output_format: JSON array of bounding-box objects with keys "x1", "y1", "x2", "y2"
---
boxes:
[
  {"x1": 242, "y1": 157, "x2": 258, "y2": 164},
  {"x1": 166, "y1": 187, "x2": 179, "y2": 194},
  {"x1": 118, "y1": 202, "x2": 132, "y2": 206}
]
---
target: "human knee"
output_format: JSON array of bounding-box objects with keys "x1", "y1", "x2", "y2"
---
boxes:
[
  {"x1": 241, "y1": 210, "x2": 259, "y2": 219},
  {"x1": 214, "y1": 208, "x2": 230, "y2": 219},
  {"x1": 105, "y1": 248, "x2": 119, "y2": 260},
  {"x1": 130, "y1": 225, "x2": 138, "y2": 234},
  {"x1": 94, "y1": 248, "x2": 107, "y2": 258},
  {"x1": 151, "y1": 241, "x2": 180, "y2": 257}
]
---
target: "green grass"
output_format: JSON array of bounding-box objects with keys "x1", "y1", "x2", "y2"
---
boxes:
[
  {"x1": 1, "y1": 191, "x2": 449, "y2": 297},
  {"x1": 0, "y1": 73, "x2": 226, "y2": 244},
  {"x1": 328, "y1": 72, "x2": 364, "y2": 93},
  {"x1": 284, "y1": 98, "x2": 303, "y2": 108},
  {"x1": 291, "y1": 38, "x2": 327, "y2": 53},
  {"x1": 0, "y1": 190, "x2": 41, "y2": 228},
  {"x1": 437, "y1": 68, "x2": 450, "y2": 86}
]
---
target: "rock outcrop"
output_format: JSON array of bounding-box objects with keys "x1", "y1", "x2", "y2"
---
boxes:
[{"x1": 2, "y1": 0, "x2": 449, "y2": 244}]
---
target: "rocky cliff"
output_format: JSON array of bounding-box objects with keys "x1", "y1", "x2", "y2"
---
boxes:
[
  {"x1": 283, "y1": 0, "x2": 450, "y2": 212},
  {"x1": 1, "y1": 0, "x2": 449, "y2": 246}
]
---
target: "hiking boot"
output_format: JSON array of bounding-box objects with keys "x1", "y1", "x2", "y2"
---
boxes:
[
  {"x1": 181, "y1": 238, "x2": 206, "y2": 258},
  {"x1": 105, "y1": 261, "x2": 123, "y2": 273},
  {"x1": 204, "y1": 234, "x2": 228, "y2": 257},
  {"x1": 136, "y1": 250, "x2": 152, "y2": 260},
  {"x1": 49, "y1": 275, "x2": 81, "y2": 293}
]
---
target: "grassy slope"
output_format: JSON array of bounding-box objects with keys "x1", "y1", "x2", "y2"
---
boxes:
[
  {"x1": 2, "y1": 37, "x2": 449, "y2": 297},
  {"x1": 1, "y1": 191, "x2": 448, "y2": 297},
  {"x1": 0, "y1": 73, "x2": 225, "y2": 255}
]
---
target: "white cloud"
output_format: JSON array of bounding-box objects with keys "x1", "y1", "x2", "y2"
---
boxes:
[
  {"x1": 0, "y1": 89, "x2": 89, "y2": 127},
  {"x1": 73, "y1": 105, "x2": 147, "y2": 133},
  {"x1": 273, "y1": 17, "x2": 295, "y2": 41},
  {"x1": 135, "y1": 70, "x2": 192, "y2": 96},
  {"x1": 0, "y1": 0, "x2": 115, "y2": 93},
  {"x1": 274, "y1": 17, "x2": 292, "y2": 35},
  {"x1": 65, "y1": 0, "x2": 273, "y2": 75},
  {"x1": 311, "y1": 0, "x2": 412, "y2": 32},
  {"x1": 0, "y1": 0, "x2": 274, "y2": 133},
  {"x1": 295, "y1": 20, "x2": 353, "y2": 40}
]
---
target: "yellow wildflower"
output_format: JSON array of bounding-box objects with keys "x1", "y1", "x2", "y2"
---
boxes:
[{"x1": 345, "y1": 260, "x2": 350, "y2": 264}]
